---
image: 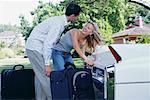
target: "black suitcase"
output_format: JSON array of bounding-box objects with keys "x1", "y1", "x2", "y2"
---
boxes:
[
  {"x1": 65, "y1": 63, "x2": 95, "y2": 100},
  {"x1": 72, "y1": 68, "x2": 95, "y2": 100},
  {"x1": 1, "y1": 64, "x2": 35, "y2": 100},
  {"x1": 50, "y1": 64, "x2": 75, "y2": 100}
]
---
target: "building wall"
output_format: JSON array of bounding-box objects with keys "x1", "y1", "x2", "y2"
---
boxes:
[
  {"x1": 113, "y1": 36, "x2": 137, "y2": 44},
  {"x1": 0, "y1": 31, "x2": 25, "y2": 48},
  {"x1": 113, "y1": 37, "x2": 123, "y2": 44}
]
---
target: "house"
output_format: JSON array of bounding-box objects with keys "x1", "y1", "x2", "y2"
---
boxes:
[
  {"x1": 0, "y1": 31, "x2": 25, "y2": 48},
  {"x1": 112, "y1": 16, "x2": 150, "y2": 44}
]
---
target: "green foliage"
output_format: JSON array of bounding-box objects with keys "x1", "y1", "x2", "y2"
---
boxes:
[
  {"x1": 0, "y1": 58, "x2": 32, "y2": 72},
  {"x1": 124, "y1": 3, "x2": 139, "y2": 17},
  {"x1": 19, "y1": 1, "x2": 64, "y2": 40},
  {"x1": 125, "y1": 3, "x2": 150, "y2": 25},
  {"x1": 19, "y1": 0, "x2": 150, "y2": 44},
  {"x1": 107, "y1": 78, "x2": 114, "y2": 100},
  {"x1": 144, "y1": 12, "x2": 150, "y2": 24},
  {"x1": 61, "y1": 0, "x2": 126, "y2": 41},
  {"x1": 19, "y1": 15, "x2": 33, "y2": 41},
  {"x1": 0, "y1": 42, "x2": 6, "y2": 49},
  {"x1": 60, "y1": 0, "x2": 113, "y2": 43},
  {"x1": 95, "y1": 18, "x2": 113, "y2": 44},
  {"x1": 16, "y1": 49, "x2": 25, "y2": 56},
  {"x1": 136, "y1": 35, "x2": 150, "y2": 44},
  {"x1": 0, "y1": 24, "x2": 20, "y2": 33},
  {"x1": 32, "y1": 1, "x2": 63, "y2": 26},
  {"x1": 0, "y1": 48, "x2": 15, "y2": 59},
  {"x1": 107, "y1": 0, "x2": 126, "y2": 33}
]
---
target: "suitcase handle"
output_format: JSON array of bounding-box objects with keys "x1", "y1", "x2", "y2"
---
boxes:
[
  {"x1": 64, "y1": 62, "x2": 76, "y2": 69},
  {"x1": 13, "y1": 64, "x2": 24, "y2": 70}
]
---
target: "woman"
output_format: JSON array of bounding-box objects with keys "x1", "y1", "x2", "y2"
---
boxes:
[{"x1": 51, "y1": 22, "x2": 102, "y2": 71}]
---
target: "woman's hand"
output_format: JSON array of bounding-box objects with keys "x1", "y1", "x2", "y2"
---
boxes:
[{"x1": 84, "y1": 58, "x2": 94, "y2": 66}]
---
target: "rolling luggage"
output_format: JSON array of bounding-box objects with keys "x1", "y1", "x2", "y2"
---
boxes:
[
  {"x1": 1, "y1": 64, "x2": 35, "y2": 100},
  {"x1": 50, "y1": 62, "x2": 95, "y2": 100},
  {"x1": 50, "y1": 68, "x2": 74, "y2": 100},
  {"x1": 72, "y1": 68, "x2": 95, "y2": 100}
]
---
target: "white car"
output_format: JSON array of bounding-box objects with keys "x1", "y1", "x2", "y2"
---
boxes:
[
  {"x1": 91, "y1": 44, "x2": 150, "y2": 100},
  {"x1": 113, "y1": 44, "x2": 150, "y2": 100}
]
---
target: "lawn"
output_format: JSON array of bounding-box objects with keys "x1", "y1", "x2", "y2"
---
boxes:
[
  {"x1": 0, "y1": 57, "x2": 32, "y2": 73},
  {"x1": 0, "y1": 57, "x2": 114, "y2": 100},
  {"x1": 0, "y1": 57, "x2": 84, "y2": 72}
]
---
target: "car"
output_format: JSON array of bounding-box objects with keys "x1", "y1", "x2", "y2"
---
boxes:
[
  {"x1": 113, "y1": 44, "x2": 150, "y2": 100},
  {"x1": 90, "y1": 44, "x2": 150, "y2": 100}
]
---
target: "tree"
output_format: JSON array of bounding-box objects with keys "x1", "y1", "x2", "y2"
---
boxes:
[
  {"x1": 19, "y1": 0, "x2": 149, "y2": 44},
  {"x1": 19, "y1": 15, "x2": 33, "y2": 41},
  {"x1": 0, "y1": 24, "x2": 20, "y2": 33},
  {"x1": 31, "y1": 1, "x2": 63, "y2": 26},
  {"x1": 60, "y1": 0, "x2": 114, "y2": 43},
  {"x1": 95, "y1": 18, "x2": 113, "y2": 44},
  {"x1": 19, "y1": 1, "x2": 63, "y2": 41},
  {"x1": 136, "y1": 35, "x2": 150, "y2": 44},
  {"x1": 144, "y1": 12, "x2": 150, "y2": 24}
]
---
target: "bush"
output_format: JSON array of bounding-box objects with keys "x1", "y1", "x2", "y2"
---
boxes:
[
  {"x1": 136, "y1": 35, "x2": 150, "y2": 44},
  {"x1": 16, "y1": 49, "x2": 25, "y2": 56},
  {"x1": 0, "y1": 48, "x2": 15, "y2": 59},
  {"x1": 0, "y1": 41, "x2": 6, "y2": 49},
  {"x1": 0, "y1": 51, "x2": 5, "y2": 59},
  {"x1": 108, "y1": 78, "x2": 114, "y2": 100}
]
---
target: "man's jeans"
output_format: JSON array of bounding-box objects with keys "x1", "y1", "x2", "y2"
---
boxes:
[{"x1": 51, "y1": 49, "x2": 74, "y2": 71}]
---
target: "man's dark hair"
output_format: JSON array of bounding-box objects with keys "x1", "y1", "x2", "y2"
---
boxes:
[{"x1": 65, "y1": 3, "x2": 81, "y2": 16}]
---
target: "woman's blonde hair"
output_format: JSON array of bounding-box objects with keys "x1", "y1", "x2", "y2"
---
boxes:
[{"x1": 84, "y1": 21, "x2": 102, "y2": 53}]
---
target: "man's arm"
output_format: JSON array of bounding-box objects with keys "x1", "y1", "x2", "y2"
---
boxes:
[{"x1": 43, "y1": 23, "x2": 63, "y2": 76}]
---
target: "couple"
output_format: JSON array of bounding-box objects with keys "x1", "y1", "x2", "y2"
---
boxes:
[{"x1": 26, "y1": 3, "x2": 101, "y2": 100}]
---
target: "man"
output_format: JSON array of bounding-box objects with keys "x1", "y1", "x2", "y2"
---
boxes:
[{"x1": 26, "y1": 3, "x2": 81, "y2": 100}]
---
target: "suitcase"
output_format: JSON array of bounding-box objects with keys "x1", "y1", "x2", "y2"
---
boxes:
[
  {"x1": 50, "y1": 62, "x2": 95, "y2": 100},
  {"x1": 72, "y1": 68, "x2": 95, "y2": 100},
  {"x1": 1, "y1": 64, "x2": 35, "y2": 100},
  {"x1": 50, "y1": 63, "x2": 76, "y2": 100},
  {"x1": 65, "y1": 62, "x2": 95, "y2": 100}
]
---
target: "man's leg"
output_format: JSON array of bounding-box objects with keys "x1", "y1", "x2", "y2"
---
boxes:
[
  {"x1": 26, "y1": 49, "x2": 51, "y2": 100},
  {"x1": 34, "y1": 75, "x2": 46, "y2": 100}
]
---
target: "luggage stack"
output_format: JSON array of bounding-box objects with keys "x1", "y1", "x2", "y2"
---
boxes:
[
  {"x1": 0, "y1": 63, "x2": 107, "y2": 100},
  {"x1": 50, "y1": 62, "x2": 106, "y2": 100}
]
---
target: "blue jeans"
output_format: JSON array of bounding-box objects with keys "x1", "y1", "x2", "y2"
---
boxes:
[{"x1": 51, "y1": 49, "x2": 74, "y2": 71}]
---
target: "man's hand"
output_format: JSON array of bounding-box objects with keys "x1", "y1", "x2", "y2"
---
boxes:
[{"x1": 44, "y1": 65, "x2": 52, "y2": 76}]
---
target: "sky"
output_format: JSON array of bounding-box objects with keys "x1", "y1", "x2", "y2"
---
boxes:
[{"x1": 0, "y1": 0, "x2": 64, "y2": 26}]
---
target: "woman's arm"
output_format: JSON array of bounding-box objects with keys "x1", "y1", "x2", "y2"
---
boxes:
[
  {"x1": 70, "y1": 29, "x2": 86, "y2": 59},
  {"x1": 70, "y1": 29, "x2": 94, "y2": 66}
]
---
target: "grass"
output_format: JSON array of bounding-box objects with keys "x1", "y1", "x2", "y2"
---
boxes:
[
  {"x1": 0, "y1": 57, "x2": 84, "y2": 72},
  {"x1": 0, "y1": 57, "x2": 114, "y2": 100},
  {"x1": 107, "y1": 78, "x2": 114, "y2": 100},
  {"x1": 0, "y1": 57, "x2": 32, "y2": 73}
]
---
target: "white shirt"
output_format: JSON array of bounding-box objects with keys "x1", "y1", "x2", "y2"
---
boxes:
[{"x1": 26, "y1": 15, "x2": 68, "y2": 65}]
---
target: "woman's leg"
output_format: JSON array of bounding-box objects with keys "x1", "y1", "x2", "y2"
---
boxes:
[
  {"x1": 51, "y1": 50, "x2": 65, "y2": 71},
  {"x1": 64, "y1": 54, "x2": 74, "y2": 64}
]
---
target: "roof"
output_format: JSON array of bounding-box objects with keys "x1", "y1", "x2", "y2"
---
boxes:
[
  {"x1": 143, "y1": 23, "x2": 150, "y2": 28},
  {"x1": 0, "y1": 31, "x2": 16, "y2": 38},
  {"x1": 112, "y1": 26, "x2": 150, "y2": 38}
]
